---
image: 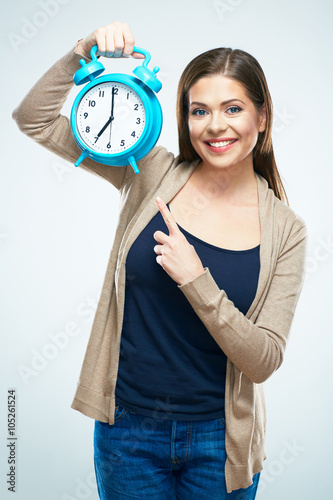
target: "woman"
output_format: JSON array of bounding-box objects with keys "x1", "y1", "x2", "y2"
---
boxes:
[{"x1": 12, "y1": 21, "x2": 307, "y2": 499}]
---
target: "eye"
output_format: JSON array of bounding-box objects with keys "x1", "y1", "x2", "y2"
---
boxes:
[
  {"x1": 191, "y1": 108, "x2": 208, "y2": 116},
  {"x1": 226, "y1": 106, "x2": 242, "y2": 115}
]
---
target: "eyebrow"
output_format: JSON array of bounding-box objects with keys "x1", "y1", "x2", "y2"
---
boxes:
[{"x1": 189, "y1": 99, "x2": 246, "y2": 106}]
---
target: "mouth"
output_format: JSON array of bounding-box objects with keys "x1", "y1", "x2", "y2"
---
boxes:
[
  {"x1": 204, "y1": 138, "x2": 238, "y2": 152},
  {"x1": 204, "y1": 139, "x2": 237, "y2": 147}
]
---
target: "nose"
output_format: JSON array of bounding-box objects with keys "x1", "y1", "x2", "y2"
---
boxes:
[{"x1": 206, "y1": 111, "x2": 228, "y2": 135}]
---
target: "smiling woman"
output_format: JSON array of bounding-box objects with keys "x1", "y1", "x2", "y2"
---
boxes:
[{"x1": 12, "y1": 20, "x2": 307, "y2": 500}]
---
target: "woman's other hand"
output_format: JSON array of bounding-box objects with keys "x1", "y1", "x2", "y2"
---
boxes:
[{"x1": 153, "y1": 197, "x2": 206, "y2": 286}]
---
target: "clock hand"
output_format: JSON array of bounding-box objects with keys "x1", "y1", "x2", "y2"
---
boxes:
[
  {"x1": 95, "y1": 87, "x2": 116, "y2": 142},
  {"x1": 96, "y1": 115, "x2": 114, "y2": 138},
  {"x1": 109, "y1": 86, "x2": 115, "y2": 145}
]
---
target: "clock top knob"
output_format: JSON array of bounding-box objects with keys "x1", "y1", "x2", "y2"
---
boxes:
[{"x1": 73, "y1": 45, "x2": 162, "y2": 93}]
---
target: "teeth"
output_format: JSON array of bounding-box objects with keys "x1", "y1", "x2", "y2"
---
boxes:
[{"x1": 208, "y1": 140, "x2": 235, "y2": 147}]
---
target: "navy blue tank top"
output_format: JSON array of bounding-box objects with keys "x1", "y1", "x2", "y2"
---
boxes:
[{"x1": 115, "y1": 204, "x2": 260, "y2": 420}]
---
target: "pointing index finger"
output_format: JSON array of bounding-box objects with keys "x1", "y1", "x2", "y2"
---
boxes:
[{"x1": 155, "y1": 197, "x2": 177, "y2": 230}]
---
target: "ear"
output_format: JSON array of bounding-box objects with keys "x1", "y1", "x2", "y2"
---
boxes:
[{"x1": 258, "y1": 103, "x2": 266, "y2": 132}]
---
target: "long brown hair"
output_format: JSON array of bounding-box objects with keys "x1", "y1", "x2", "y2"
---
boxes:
[{"x1": 176, "y1": 47, "x2": 289, "y2": 205}]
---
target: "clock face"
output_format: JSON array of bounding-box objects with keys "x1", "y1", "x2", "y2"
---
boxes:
[{"x1": 76, "y1": 81, "x2": 146, "y2": 154}]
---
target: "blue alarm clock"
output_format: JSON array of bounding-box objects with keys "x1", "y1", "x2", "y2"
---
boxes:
[{"x1": 70, "y1": 45, "x2": 163, "y2": 174}]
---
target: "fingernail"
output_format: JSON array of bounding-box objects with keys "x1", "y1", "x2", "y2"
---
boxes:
[{"x1": 156, "y1": 197, "x2": 162, "y2": 203}]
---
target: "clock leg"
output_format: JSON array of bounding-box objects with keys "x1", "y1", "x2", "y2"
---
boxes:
[
  {"x1": 127, "y1": 155, "x2": 140, "y2": 174},
  {"x1": 74, "y1": 150, "x2": 89, "y2": 167}
]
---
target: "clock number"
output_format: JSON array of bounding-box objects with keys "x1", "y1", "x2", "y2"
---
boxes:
[
  {"x1": 107, "y1": 143, "x2": 111, "y2": 149},
  {"x1": 94, "y1": 137, "x2": 99, "y2": 144},
  {"x1": 99, "y1": 90, "x2": 104, "y2": 97},
  {"x1": 85, "y1": 126, "x2": 90, "y2": 133},
  {"x1": 127, "y1": 93, "x2": 129, "y2": 99},
  {"x1": 136, "y1": 118, "x2": 141, "y2": 124},
  {"x1": 113, "y1": 88, "x2": 119, "y2": 95},
  {"x1": 88, "y1": 100, "x2": 96, "y2": 107},
  {"x1": 120, "y1": 140, "x2": 125, "y2": 147},
  {"x1": 84, "y1": 112, "x2": 88, "y2": 119},
  {"x1": 131, "y1": 131, "x2": 136, "y2": 138},
  {"x1": 134, "y1": 104, "x2": 139, "y2": 111}
]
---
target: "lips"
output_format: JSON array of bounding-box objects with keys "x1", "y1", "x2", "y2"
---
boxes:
[
  {"x1": 204, "y1": 138, "x2": 238, "y2": 147},
  {"x1": 203, "y1": 138, "x2": 238, "y2": 153}
]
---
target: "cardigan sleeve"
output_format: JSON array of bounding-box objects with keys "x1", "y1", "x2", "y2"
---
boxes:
[
  {"x1": 11, "y1": 45, "x2": 158, "y2": 190},
  {"x1": 177, "y1": 219, "x2": 308, "y2": 384}
]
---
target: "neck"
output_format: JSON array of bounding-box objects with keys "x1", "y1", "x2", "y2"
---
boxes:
[{"x1": 193, "y1": 155, "x2": 258, "y2": 206}]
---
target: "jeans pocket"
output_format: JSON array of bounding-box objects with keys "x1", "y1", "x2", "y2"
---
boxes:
[
  {"x1": 218, "y1": 415, "x2": 226, "y2": 429},
  {"x1": 114, "y1": 404, "x2": 128, "y2": 422}
]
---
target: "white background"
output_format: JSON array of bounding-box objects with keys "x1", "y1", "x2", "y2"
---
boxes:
[{"x1": 1, "y1": 0, "x2": 332, "y2": 498}]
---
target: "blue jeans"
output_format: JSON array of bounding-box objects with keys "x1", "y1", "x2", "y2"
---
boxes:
[{"x1": 94, "y1": 404, "x2": 261, "y2": 499}]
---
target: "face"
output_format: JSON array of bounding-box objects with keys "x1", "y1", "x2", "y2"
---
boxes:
[{"x1": 187, "y1": 75, "x2": 266, "y2": 173}]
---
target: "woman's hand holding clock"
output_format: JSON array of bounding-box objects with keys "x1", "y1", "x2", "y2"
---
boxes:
[
  {"x1": 154, "y1": 197, "x2": 206, "y2": 286},
  {"x1": 75, "y1": 21, "x2": 145, "y2": 60}
]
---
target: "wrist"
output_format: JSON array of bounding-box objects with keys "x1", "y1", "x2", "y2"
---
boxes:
[
  {"x1": 74, "y1": 38, "x2": 90, "y2": 59},
  {"x1": 178, "y1": 266, "x2": 206, "y2": 287}
]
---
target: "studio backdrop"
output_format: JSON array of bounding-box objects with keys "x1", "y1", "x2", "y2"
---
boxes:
[{"x1": 1, "y1": 0, "x2": 332, "y2": 499}]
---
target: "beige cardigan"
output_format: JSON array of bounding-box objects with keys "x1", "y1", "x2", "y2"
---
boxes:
[{"x1": 12, "y1": 46, "x2": 308, "y2": 493}]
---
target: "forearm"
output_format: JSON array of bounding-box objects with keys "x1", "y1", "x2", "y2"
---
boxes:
[
  {"x1": 178, "y1": 269, "x2": 282, "y2": 383},
  {"x1": 12, "y1": 46, "x2": 85, "y2": 140},
  {"x1": 178, "y1": 224, "x2": 308, "y2": 384}
]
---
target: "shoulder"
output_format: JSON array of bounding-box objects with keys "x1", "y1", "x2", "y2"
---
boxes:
[
  {"x1": 274, "y1": 194, "x2": 307, "y2": 240},
  {"x1": 140, "y1": 145, "x2": 177, "y2": 170},
  {"x1": 122, "y1": 145, "x2": 197, "y2": 191},
  {"x1": 270, "y1": 186, "x2": 308, "y2": 255},
  {"x1": 256, "y1": 172, "x2": 307, "y2": 245}
]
